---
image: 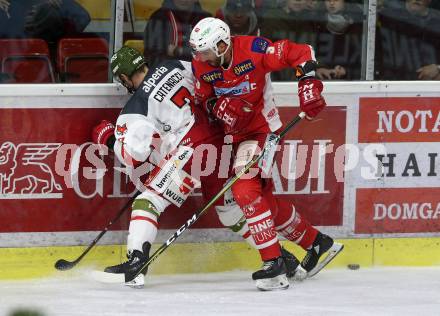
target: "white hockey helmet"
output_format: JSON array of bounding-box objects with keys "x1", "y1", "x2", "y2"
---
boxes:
[{"x1": 190, "y1": 17, "x2": 231, "y2": 59}]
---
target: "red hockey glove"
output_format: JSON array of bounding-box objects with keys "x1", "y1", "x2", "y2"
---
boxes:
[
  {"x1": 298, "y1": 78, "x2": 326, "y2": 119},
  {"x1": 92, "y1": 120, "x2": 115, "y2": 147},
  {"x1": 211, "y1": 96, "x2": 254, "y2": 134}
]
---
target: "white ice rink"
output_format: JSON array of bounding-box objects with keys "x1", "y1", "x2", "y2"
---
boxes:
[{"x1": 1, "y1": 267, "x2": 440, "y2": 316}]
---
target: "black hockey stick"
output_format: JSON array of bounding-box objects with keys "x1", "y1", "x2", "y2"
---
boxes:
[
  {"x1": 54, "y1": 192, "x2": 139, "y2": 271},
  {"x1": 122, "y1": 111, "x2": 306, "y2": 283}
]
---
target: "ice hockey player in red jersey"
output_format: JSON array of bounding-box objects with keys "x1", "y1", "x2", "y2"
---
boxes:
[
  {"x1": 91, "y1": 46, "x2": 303, "y2": 288},
  {"x1": 190, "y1": 17, "x2": 344, "y2": 290}
]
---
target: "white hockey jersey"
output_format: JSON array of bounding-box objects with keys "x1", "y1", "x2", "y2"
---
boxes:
[{"x1": 113, "y1": 60, "x2": 195, "y2": 167}]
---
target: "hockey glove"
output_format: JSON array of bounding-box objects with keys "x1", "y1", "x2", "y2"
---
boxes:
[
  {"x1": 298, "y1": 78, "x2": 326, "y2": 120},
  {"x1": 92, "y1": 120, "x2": 116, "y2": 148},
  {"x1": 211, "y1": 96, "x2": 254, "y2": 134}
]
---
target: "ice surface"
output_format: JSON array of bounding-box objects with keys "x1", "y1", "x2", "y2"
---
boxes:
[{"x1": 1, "y1": 267, "x2": 440, "y2": 316}]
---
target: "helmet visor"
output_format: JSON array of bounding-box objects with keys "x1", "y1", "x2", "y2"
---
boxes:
[{"x1": 190, "y1": 45, "x2": 217, "y2": 62}]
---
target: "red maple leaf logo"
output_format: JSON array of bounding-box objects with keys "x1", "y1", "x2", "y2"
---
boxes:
[{"x1": 116, "y1": 123, "x2": 127, "y2": 136}]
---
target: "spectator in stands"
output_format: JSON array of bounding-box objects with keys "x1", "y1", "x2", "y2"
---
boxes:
[
  {"x1": 313, "y1": 0, "x2": 363, "y2": 80},
  {"x1": 216, "y1": 0, "x2": 260, "y2": 36},
  {"x1": 306, "y1": 0, "x2": 319, "y2": 10},
  {"x1": 323, "y1": 0, "x2": 362, "y2": 36},
  {"x1": 417, "y1": 64, "x2": 440, "y2": 80},
  {"x1": 143, "y1": 0, "x2": 210, "y2": 67},
  {"x1": 378, "y1": 0, "x2": 402, "y2": 11},
  {"x1": 0, "y1": 0, "x2": 90, "y2": 40},
  {"x1": 0, "y1": 0, "x2": 90, "y2": 83},
  {"x1": 0, "y1": 0, "x2": 9, "y2": 18},
  {"x1": 261, "y1": 0, "x2": 319, "y2": 80},
  {"x1": 375, "y1": 0, "x2": 440, "y2": 79},
  {"x1": 252, "y1": 0, "x2": 279, "y2": 18},
  {"x1": 408, "y1": 0, "x2": 440, "y2": 80}
]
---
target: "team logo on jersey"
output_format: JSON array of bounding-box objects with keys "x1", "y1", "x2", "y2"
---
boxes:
[
  {"x1": 251, "y1": 37, "x2": 270, "y2": 54},
  {"x1": 214, "y1": 81, "x2": 250, "y2": 96},
  {"x1": 116, "y1": 123, "x2": 127, "y2": 136},
  {"x1": 201, "y1": 70, "x2": 223, "y2": 83},
  {"x1": 233, "y1": 59, "x2": 255, "y2": 76}
]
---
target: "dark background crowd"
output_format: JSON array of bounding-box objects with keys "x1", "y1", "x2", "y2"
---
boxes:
[{"x1": 0, "y1": 0, "x2": 439, "y2": 83}]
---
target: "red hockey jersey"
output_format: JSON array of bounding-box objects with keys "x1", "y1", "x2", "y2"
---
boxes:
[{"x1": 192, "y1": 35, "x2": 316, "y2": 138}]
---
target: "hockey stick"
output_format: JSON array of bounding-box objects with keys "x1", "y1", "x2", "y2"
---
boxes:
[
  {"x1": 117, "y1": 111, "x2": 307, "y2": 283},
  {"x1": 54, "y1": 192, "x2": 139, "y2": 271}
]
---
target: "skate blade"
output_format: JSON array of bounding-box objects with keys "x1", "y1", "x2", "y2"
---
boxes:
[
  {"x1": 307, "y1": 242, "x2": 344, "y2": 278},
  {"x1": 91, "y1": 270, "x2": 145, "y2": 288},
  {"x1": 255, "y1": 274, "x2": 289, "y2": 291},
  {"x1": 124, "y1": 274, "x2": 145, "y2": 289},
  {"x1": 291, "y1": 265, "x2": 307, "y2": 282}
]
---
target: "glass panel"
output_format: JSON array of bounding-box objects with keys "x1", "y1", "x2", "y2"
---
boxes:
[
  {"x1": 261, "y1": 0, "x2": 367, "y2": 81},
  {"x1": 121, "y1": 0, "x2": 162, "y2": 63},
  {"x1": 123, "y1": 0, "x2": 217, "y2": 67},
  {"x1": 0, "y1": 0, "x2": 114, "y2": 83},
  {"x1": 375, "y1": 0, "x2": 440, "y2": 80},
  {"x1": 122, "y1": 0, "x2": 369, "y2": 81}
]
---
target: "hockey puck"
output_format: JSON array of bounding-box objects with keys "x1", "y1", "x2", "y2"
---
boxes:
[{"x1": 347, "y1": 264, "x2": 360, "y2": 270}]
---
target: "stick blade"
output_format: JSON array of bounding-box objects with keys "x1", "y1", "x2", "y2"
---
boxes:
[{"x1": 54, "y1": 259, "x2": 76, "y2": 271}]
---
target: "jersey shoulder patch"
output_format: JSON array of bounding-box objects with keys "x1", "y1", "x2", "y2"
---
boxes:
[{"x1": 251, "y1": 37, "x2": 270, "y2": 54}]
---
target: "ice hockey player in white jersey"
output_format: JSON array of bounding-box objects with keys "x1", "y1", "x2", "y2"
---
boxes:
[{"x1": 92, "y1": 46, "x2": 304, "y2": 288}]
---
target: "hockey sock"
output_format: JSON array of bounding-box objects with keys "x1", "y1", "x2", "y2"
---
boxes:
[
  {"x1": 272, "y1": 199, "x2": 318, "y2": 250},
  {"x1": 127, "y1": 199, "x2": 159, "y2": 252},
  {"x1": 228, "y1": 216, "x2": 256, "y2": 248},
  {"x1": 232, "y1": 179, "x2": 281, "y2": 260}
]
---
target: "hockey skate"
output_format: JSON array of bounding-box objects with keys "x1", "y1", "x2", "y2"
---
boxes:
[
  {"x1": 92, "y1": 242, "x2": 151, "y2": 288},
  {"x1": 252, "y1": 257, "x2": 289, "y2": 291},
  {"x1": 301, "y1": 232, "x2": 344, "y2": 278},
  {"x1": 281, "y1": 247, "x2": 307, "y2": 281}
]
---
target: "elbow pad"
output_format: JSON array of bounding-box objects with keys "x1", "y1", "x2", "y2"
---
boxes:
[{"x1": 114, "y1": 117, "x2": 156, "y2": 167}]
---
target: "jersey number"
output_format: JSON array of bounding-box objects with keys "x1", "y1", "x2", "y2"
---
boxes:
[{"x1": 171, "y1": 86, "x2": 194, "y2": 111}]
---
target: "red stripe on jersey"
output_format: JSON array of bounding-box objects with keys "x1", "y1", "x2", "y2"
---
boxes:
[
  {"x1": 243, "y1": 230, "x2": 251, "y2": 239},
  {"x1": 131, "y1": 216, "x2": 158, "y2": 228}
]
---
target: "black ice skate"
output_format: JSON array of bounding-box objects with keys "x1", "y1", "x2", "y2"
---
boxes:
[
  {"x1": 281, "y1": 247, "x2": 307, "y2": 281},
  {"x1": 95, "y1": 242, "x2": 151, "y2": 288},
  {"x1": 252, "y1": 257, "x2": 289, "y2": 291},
  {"x1": 301, "y1": 232, "x2": 344, "y2": 278}
]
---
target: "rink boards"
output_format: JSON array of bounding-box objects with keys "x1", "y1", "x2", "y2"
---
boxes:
[{"x1": 0, "y1": 81, "x2": 439, "y2": 279}]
